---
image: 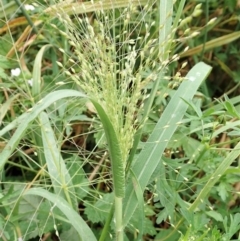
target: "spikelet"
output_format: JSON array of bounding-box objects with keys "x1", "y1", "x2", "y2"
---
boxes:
[{"x1": 56, "y1": 0, "x2": 176, "y2": 164}]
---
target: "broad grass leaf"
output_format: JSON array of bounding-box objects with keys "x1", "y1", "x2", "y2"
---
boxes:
[
  {"x1": 123, "y1": 62, "x2": 212, "y2": 227},
  {"x1": 24, "y1": 187, "x2": 97, "y2": 241}
]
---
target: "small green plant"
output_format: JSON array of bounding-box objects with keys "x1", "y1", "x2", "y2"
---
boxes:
[{"x1": 0, "y1": 0, "x2": 240, "y2": 241}]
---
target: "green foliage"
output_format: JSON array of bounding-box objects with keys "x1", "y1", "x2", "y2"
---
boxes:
[
  {"x1": 0, "y1": 0, "x2": 240, "y2": 240},
  {"x1": 84, "y1": 193, "x2": 113, "y2": 224}
]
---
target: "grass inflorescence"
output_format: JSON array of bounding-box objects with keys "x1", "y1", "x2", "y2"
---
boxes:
[
  {"x1": 55, "y1": 1, "x2": 168, "y2": 165},
  {"x1": 0, "y1": 0, "x2": 240, "y2": 241}
]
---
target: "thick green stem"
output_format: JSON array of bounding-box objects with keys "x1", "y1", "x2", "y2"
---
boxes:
[{"x1": 115, "y1": 196, "x2": 123, "y2": 241}]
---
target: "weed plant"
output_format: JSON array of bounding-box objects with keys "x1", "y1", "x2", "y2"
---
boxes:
[{"x1": 0, "y1": 0, "x2": 240, "y2": 241}]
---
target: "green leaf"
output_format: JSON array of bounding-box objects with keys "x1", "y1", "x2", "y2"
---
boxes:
[
  {"x1": 45, "y1": 0, "x2": 149, "y2": 16},
  {"x1": 91, "y1": 100, "x2": 124, "y2": 198},
  {"x1": 189, "y1": 140, "x2": 240, "y2": 212},
  {"x1": 0, "y1": 55, "x2": 15, "y2": 69},
  {"x1": 126, "y1": 0, "x2": 175, "y2": 173},
  {"x1": 205, "y1": 211, "x2": 223, "y2": 222},
  {"x1": 84, "y1": 193, "x2": 113, "y2": 224},
  {"x1": 129, "y1": 213, "x2": 157, "y2": 236},
  {"x1": 181, "y1": 98, "x2": 202, "y2": 118},
  {"x1": 39, "y1": 112, "x2": 77, "y2": 209},
  {"x1": 216, "y1": 182, "x2": 229, "y2": 201},
  {"x1": 32, "y1": 44, "x2": 52, "y2": 99},
  {"x1": 0, "y1": 67, "x2": 7, "y2": 79},
  {"x1": 228, "y1": 214, "x2": 240, "y2": 239},
  {"x1": 24, "y1": 188, "x2": 97, "y2": 241},
  {"x1": 0, "y1": 94, "x2": 19, "y2": 125},
  {"x1": 156, "y1": 208, "x2": 168, "y2": 224},
  {"x1": 123, "y1": 62, "x2": 212, "y2": 227},
  {"x1": 158, "y1": 0, "x2": 174, "y2": 60},
  {"x1": 60, "y1": 227, "x2": 81, "y2": 241},
  {"x1": 66, "y1": 160, "x2": 89, "y2": 199},
  {"x1": 225, "y1": 0, "x2": 237, "y2": 12},
  {"x1": 0, "y1": 214, "x2": 15, "y2": 240},
  {"x1": 18, "y1": 195, "x2": 45, "y2": 240},
  {"x1": 129, "y1": 170, "x2": 145, "y2": 240},
  {"x1": 223, "y1": 94, "x2": 240, "y2": 118},
  {"x1": 0, "y1": 90, "x2": 86, "y2": 171}
]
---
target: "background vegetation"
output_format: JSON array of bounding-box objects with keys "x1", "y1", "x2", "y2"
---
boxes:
[{"x1": 0, "y1": 0, "x2": 240, "y2": 240}]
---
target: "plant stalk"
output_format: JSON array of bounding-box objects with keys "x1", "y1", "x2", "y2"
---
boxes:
[{"x1": 115, "y1": 196, "x2": 123, "y2": 241}]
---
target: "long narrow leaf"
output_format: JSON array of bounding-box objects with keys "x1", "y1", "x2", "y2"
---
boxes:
[
  {"x1": 39, "y1": 112, "x2": 77, "y2": 209},
  {"x1": 24, "y1": 188, "x2": 97, "y2": 241},
  {"x1": 45, "y1": 0, "x2": 148, "y2": 15},
  {"x1": 31, "y1": 45, "x2": 53, "y2": 166},
  {"x1": 123, "y1": 62, "x2": 212, "y2": 226},
  {"x1": 127, "y1": 0, "x2": 174, "y2": 171},
  {"x1": 32, "y1": 44, "x2": 52, "y2": 99},
  {"x1": 0, "y1": 90, "x2": 86, "y2": 170},
  {"x1": 180, "y1": 31, "x2": 240, "y2": 58},
  {"x1": 91, "y1": 100, "x2": 124, "y2": 198},
  {"x1": 158, "y1": 0, "x2": 173, "y2": 60}
]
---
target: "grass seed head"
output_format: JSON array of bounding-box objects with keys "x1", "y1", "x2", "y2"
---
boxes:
[{"x1": 56, "y1": 0, "x2": 175, "y2": 163}]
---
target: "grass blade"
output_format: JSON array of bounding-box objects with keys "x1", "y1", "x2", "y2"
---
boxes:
[
  {"x1": 180, "y1": 31, "x2": 240, "y2": 58},
  {"x1": 31, "y1": 45, "x2": 53, "y2": 166},
  {"x1": 0, "y1": 90, "x2": 86, "y2": 170},
  {"x1": 45, "y1": 0, "x2": 148, "y2": 15},
  {"x1": 158, "y1": 0, "x2": 173, "y2": 60},
  {"x1": 39, "y1": 112, "x2": 77, "y2": 209},
  {"x1": 123, "y1": 61, "x2": 212, "y2": 226},
  {"x1": 91, "y1": 100, "x2": 124, "y2": 198},
  {"x1": 127, "y1": 0, "x2": 174, "y2": 172},
  {"x1": 24, "y1": 187, "x2": 97, "y2": 241},
  {"x1": 32, "y1": 44, "x2": 52, "y2": 99},
  {"x1": 91, "y1": 99, "x2": 124, "y2": 240}
]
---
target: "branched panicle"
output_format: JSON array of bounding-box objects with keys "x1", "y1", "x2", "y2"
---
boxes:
[{"x1": 57, "y1": 0, "x2": 173, "y2": 164}]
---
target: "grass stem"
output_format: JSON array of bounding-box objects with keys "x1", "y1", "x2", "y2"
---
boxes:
[{"x1": 115, "y1": 196, "x2": 123, "y2": 241}]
